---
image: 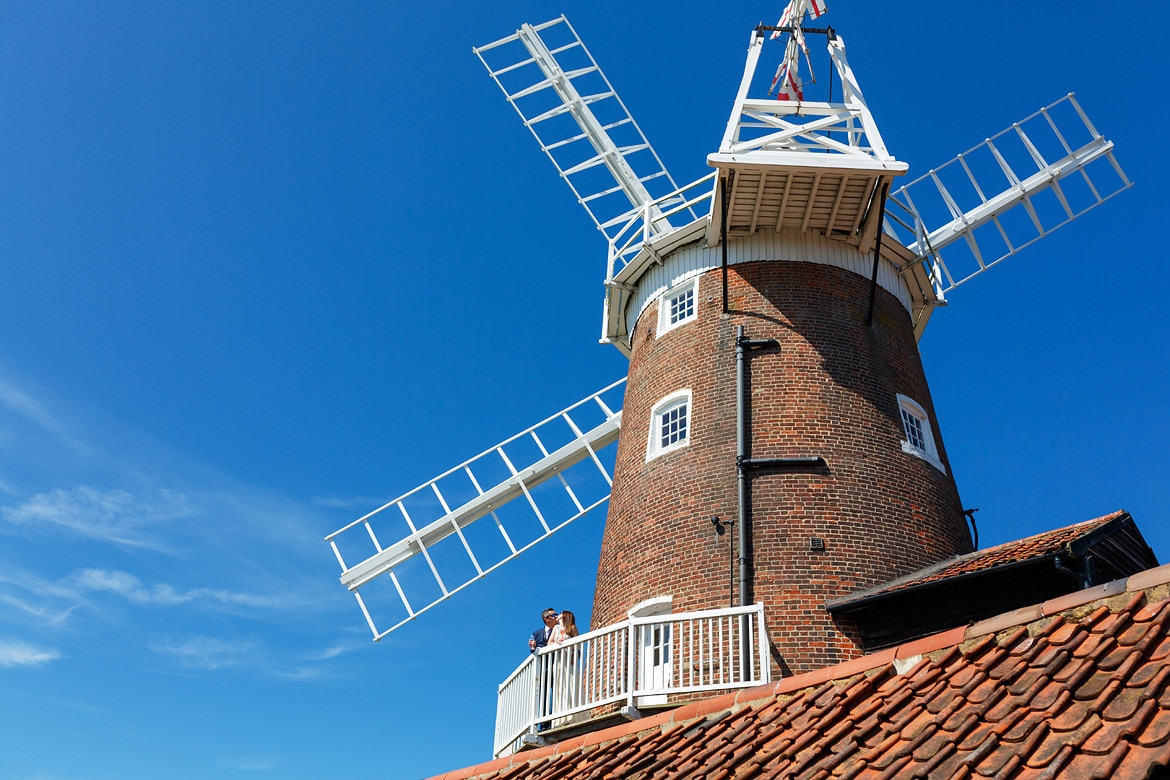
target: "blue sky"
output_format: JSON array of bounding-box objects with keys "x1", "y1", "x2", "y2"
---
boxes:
[{"x1": 1, "y1": 1, "x2": 1167, "y2": 778}]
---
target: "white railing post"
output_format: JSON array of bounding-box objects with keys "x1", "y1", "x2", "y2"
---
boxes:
[
  {"x1": 757, "y1": 603, "x2": 771, "y2": 683},
  {"x1": 627, "y1": 620, "x2": 638, "y2": 708}
]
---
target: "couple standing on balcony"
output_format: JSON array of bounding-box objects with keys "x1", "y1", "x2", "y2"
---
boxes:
[
  {"x1": 528, "y1": 607, "x2": 581, "y2": 729},
  {"x1": 528, "y1": 607, "x2": 578, "y2": 653}
]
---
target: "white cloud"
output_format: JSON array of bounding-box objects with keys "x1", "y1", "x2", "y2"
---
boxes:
[
  {"x1": 271, "y1": 665, "x2": 326, "y2": 681},
  {"x1": 69, "y1": 568, "x2": 190, "y2": 605},
  {"x1": 0, "y1": 370, "x2": 348, "y2": 680},
  {"x1": 312, "y1": 494, "x2": 383, "y2": 511},
  {"x1": 0, "y1": 375, "x2": 71, "y2": 441},
  {"x1": 312, "y1": 644, "x2": 352, "y2": 661},
  {"x1": 0, "y1": 486, "x2": 196, "y2": 549},
  {"x1": 0, "y1": 592, "x2": 78, "y2": 626},
  {"x1": 68, "y1": 568, "x2": 289, "y2": 611},
  {"x1": 0, "y1": 639, "x2": 62, "y2": 668},
  {"x1": 148, "y1": 635, "x2": 258, "y2": 671}
]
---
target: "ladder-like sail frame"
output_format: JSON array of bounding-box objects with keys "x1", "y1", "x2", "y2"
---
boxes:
[
  {"x1": 474, "y1": 17, "x2": 697, "y2": 247},
  {"x1": 325, "y1": 380, "x2": 625, "y2": 640},
  {"x1": 881, "y1": 94, "x2": 1132, "y2": 338}
]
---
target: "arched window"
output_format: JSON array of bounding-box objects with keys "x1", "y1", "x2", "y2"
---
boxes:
[
  {"x1": 647, "y1": 390, "x2": 692, "y2": 460},
  {"x1": 897, "y1": 394, "x2": 945, "y2": 473}
]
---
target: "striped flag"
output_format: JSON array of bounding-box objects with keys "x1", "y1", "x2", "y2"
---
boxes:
[
  {"x1": 771, "y1": 0, "x2": 799, "y2": 39},
  {"x1": 770, "y1": 0, "x2": 827, "y2": 40},
  {"x1": 774, "y1": 37, "x2": 805, "y2": 100},
  {"x1": 768, "y1": 0, "x2": 824, "y2": 99}
]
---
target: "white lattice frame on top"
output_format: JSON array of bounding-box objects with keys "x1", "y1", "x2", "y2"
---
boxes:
[
  {"x1": 707, "y1": 28, "x2": 908, "y2": 254},
  {"x1": 715, "y1": 31, "x2": 898, "y2": 168}
]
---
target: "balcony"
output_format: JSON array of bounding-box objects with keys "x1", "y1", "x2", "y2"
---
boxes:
[{"x1": 495, "y1": 603, "x2": 771, "y2": 758}]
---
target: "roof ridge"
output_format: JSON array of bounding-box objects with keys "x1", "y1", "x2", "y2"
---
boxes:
[{"x1": 827, "y1": 509, "x2": 1129, "y2": 608}]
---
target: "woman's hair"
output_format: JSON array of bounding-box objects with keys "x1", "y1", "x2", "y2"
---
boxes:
[{"x1": 559, "y1": 610, "x2": 579, "y2": 638}]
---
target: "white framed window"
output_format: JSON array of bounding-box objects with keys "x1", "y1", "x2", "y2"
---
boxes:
[
  {"x1": 897, "y1": 394, "x2": 945, "y2": 473},
  {"x1": 657, "y1": 278, "x2": 699, "y2": 335},
  {"x1": 647, "y1": 390, "x2": 691, "y2": 460}
]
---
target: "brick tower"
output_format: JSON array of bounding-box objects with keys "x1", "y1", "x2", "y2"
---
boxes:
[{"x1": 591, "y1": 232, "x2": 973, "y2": 674}]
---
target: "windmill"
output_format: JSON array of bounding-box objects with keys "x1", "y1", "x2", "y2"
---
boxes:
[{"x1": 324, "y1": 5, "x2": 1129, "y2": 674}]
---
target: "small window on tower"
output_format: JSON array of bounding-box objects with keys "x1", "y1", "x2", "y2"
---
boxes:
[
  {"x1": 647, "y1": 390, "x2": 692, "y2": 460},
  {"x1": 897, "y1": 394, "x2": 945, "y2": 473},
  {"x1": 657, "y1": 278, "x2": 699, "y2": 335}
]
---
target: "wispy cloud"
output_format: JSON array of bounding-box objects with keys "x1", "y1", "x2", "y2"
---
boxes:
[
  {"x1": 0, "y1": 487, "x2": 196, "y2": 549},
  {"x1": 148, "y1": 635, "x2": 258, "y2": 671},
  {"x1": 313, "y1": 494, "x2": 384, "y2": 511},
  {"x1": 0, "y1": 374, "x2": 73, "y2": 442},
  {"x1": 0, "y1": 639, "x2": 62, "y2": 668},
  {"x1": 68, "y1": 568, "x2": 286, "y2": 611},
  {"x1": 0, "y1": 369, "x2": 352, "y2": 683},
  {"x1": 0, "y1": 592, "x2": 78, "y2": 626},
  {"x1": 310, "y1": 644, "x2": 353, "y2": 661}
]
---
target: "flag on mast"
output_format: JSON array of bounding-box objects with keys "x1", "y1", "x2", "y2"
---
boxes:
[
  {"x1": 768, "y1": 0, "x2": 826, "y2": 100},
  {"x1": 770, "y1": 0, "x2": 827, "y2": 40}
]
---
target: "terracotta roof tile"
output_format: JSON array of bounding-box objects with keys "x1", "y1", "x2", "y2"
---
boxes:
[
  {"x1": 434, "y1": 562, "x2": 1170, "y2": 780},
  {"x1": 1030, "y1": 743, "x2": 1077, "y2": 778},
  {"x1": 1027, "y1": 724, "x2": 1076, "y2": 769},
  {"x1": 1034, "y1": 681, "x2": 1070, "y2": 714}
]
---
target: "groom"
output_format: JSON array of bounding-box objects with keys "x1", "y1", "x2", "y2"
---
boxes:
[{"x1": 528, "y1": 608, "x2": 558, "y2": 653}]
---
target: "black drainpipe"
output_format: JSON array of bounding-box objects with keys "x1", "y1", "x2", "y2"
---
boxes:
[
  {"x1": 865, "y1": 180, "x2": 892, "y2": 328},
  {"x1": 734, "y1": 325, "x2": 826, "y2": 677},
  {"x1": 1054, "y1": 554, "x2": 1097, "y2": 590},
  {"x1": 734, "y1": 325, "x2": 826, "y2": 607}
]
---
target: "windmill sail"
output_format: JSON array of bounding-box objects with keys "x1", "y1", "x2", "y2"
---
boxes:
[
  {"x1": 326, "y1": 380, "x2": 625, "y2": 640},
  {"x1": 474, "y1": 17, "x2": 700, "y2": 248},
  {"x1": 881, "y1": 94, "x2": 1132, "y2": 337}
]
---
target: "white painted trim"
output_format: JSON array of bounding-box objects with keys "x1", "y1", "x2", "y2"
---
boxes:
[
  {"x1": 646, "y1": 389, "x2": 692, "y2": 461},
  {"x1": 624, "y1": 229, "x2": 914, "y2": 345},
  {"x1": 656, "y1": 277, "x2": 699, "y2": 337},
  {"x1": 896, "y1": 393, "x2": 945, "y2": 474},
  {"x1": 628, "y1": 595, "x2": 673, "y2": 619}
]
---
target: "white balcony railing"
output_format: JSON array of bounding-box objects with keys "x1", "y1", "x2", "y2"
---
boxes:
[{"x1": 494, "y1": 603, "x2": 771, "y2": 758}]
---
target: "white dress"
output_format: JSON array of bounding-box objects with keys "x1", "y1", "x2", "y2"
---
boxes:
[{"x1": 545, "y1": 623, "x2": 580, "y2": 726}]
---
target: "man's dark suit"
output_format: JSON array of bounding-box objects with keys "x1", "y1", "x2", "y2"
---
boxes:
[{"x1": 530, "y1": 625, "x2": 552, "y2": 653}]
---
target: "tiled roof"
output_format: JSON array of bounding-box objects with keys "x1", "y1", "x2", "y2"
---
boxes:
[
  {"x1": 430, "y1": 560, "x2": 1170, "y2": 780},
  {"x1": 831, "y1": 510, "x2": 1127, "y2": 605}
]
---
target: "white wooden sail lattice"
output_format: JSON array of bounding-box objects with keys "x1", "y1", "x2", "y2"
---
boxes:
[
  {"x1": 473, "y1": 17, "x2": 700, "y2": 250},
  {"x1": 880, "y1": 94, "x2": 1131, "y2": 336},
  {"x1": 326, "y1": 380, "x2": 625, "y2": 639}
]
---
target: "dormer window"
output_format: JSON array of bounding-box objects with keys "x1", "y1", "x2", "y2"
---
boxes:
[
  {"x1": 897, "y1": 394, "x2": 945, "y2": 473},
  {"x1": 657, "y1": 278, "x2": 698, "y2": 335},
  {"x1": 647, "y1": 390, "x2": 691, "y2": 460}
]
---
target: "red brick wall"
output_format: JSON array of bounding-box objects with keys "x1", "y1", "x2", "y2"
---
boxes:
[{"x1": 591, "y1": 258, "x2": 972, "y2": 675}]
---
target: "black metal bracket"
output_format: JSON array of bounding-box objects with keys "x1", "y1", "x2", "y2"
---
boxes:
[
  {"x1": 757, "y1": 24, "x2": 836, "y2": 39},
  {"x1": 740, "y1": 456, "x2": 826, "y2": 471}
]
